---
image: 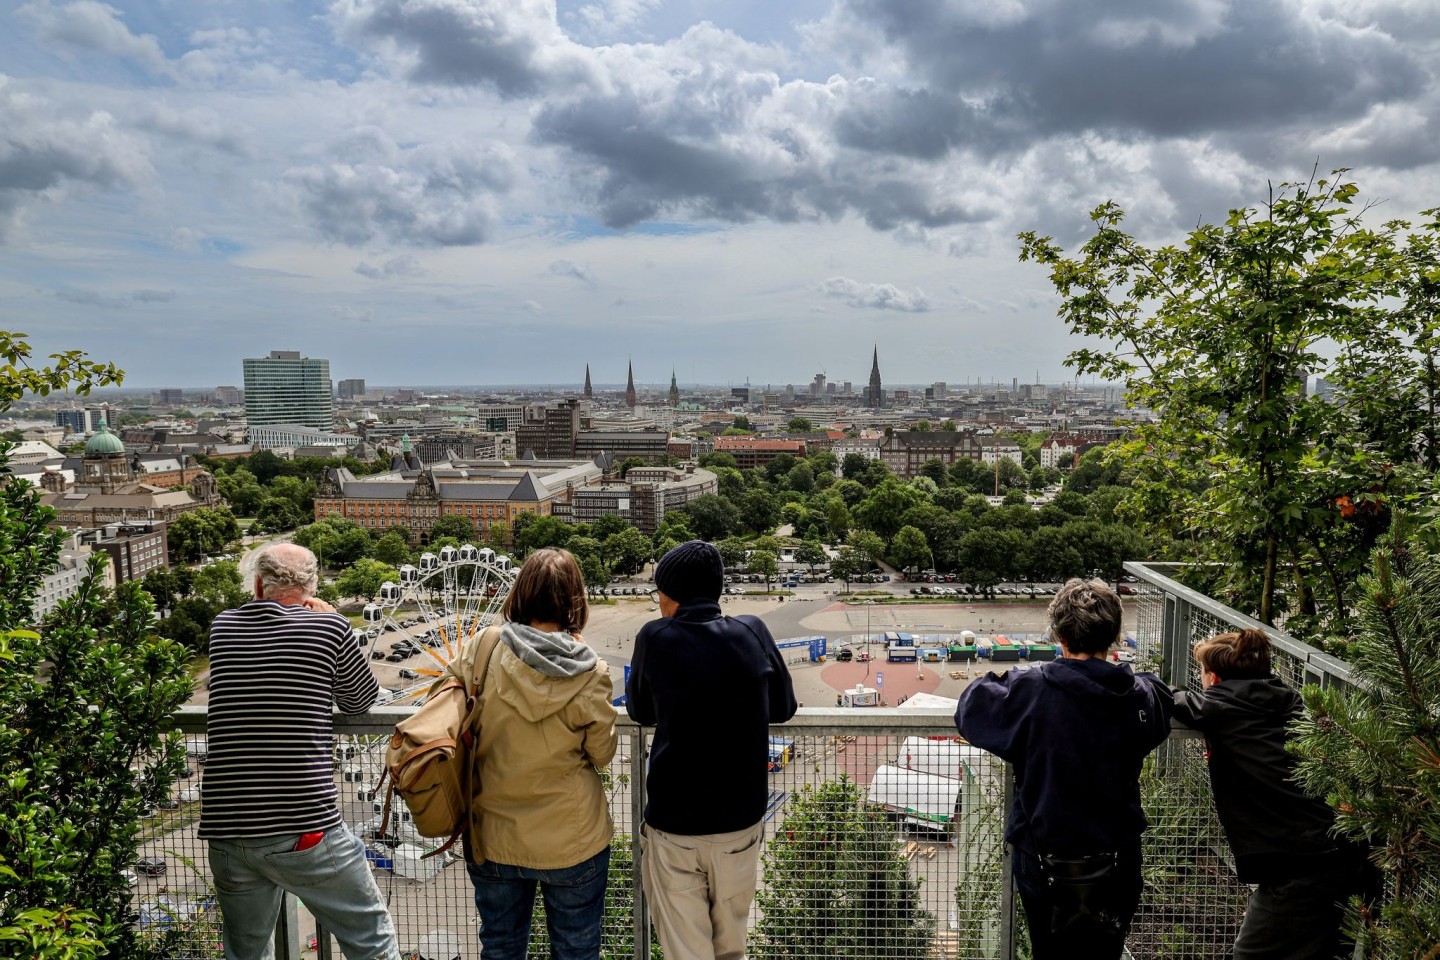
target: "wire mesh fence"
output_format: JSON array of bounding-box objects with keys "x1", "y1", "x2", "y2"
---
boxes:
[{"x1": 155, "y1": 706, "x2": 1257, "y2": 960}]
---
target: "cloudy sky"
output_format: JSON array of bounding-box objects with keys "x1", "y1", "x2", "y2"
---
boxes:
[{"x1": 4, "y1": 0, "x2": 1439, "y2": 390}]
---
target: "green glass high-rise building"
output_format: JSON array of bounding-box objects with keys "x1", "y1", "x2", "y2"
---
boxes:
[{"x1": 242, "y1": 350, "x2": 334, "y2": 430}]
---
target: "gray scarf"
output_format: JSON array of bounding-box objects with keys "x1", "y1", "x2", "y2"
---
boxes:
[{"x1": 501, "y1": 622, "x2": 597, "y2": 678}]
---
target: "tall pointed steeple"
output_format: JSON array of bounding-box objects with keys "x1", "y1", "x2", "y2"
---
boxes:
[
  {"x1": 668, "y1": 369, "x2": 680, "y2": 407},
  {"x1": 584, "y1": 364, "x2": 592, "y2": 398},
  {"x1": 625, "y1": 359, "x2": 637, "y2": 409},
  {"x1": 867, "y1": 345, "x2": 884, "y2": 409}
]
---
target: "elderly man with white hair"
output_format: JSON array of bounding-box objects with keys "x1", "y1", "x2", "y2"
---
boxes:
[{"x1": 199, "y1": 543, "x2": 398, "y2": 960}]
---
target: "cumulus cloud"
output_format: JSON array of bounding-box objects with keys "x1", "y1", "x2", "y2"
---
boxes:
[
  {"x1": 520, "y1": 299, "x2": 543, "y2": 315},
  {"x1": 0, "y1": 77, "x2": 153, "y2": 241},
  {"x1": 548, "y1": 259, "x2": 598, "y2": 284},
  {"x1": 332, "y1": 0, "x2": 599, "y2": 97},
  {"x1": 819, "y1": 277, "x2": 930, "y2": 312},
  {"x1": 283, "y1": 131, "x2": 519, "y2": 246},
  {"x1": 816, "y1": 0, "x2": 1426, "y2": 146},
  {"x1": 18, "y1": 0, "x2": 172, "y2": 74},
  {"x1": 356, "y1": 254, "x2": 425, "y2": 278}
]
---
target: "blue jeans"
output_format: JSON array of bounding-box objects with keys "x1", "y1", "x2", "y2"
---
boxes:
[
  {"x1": 467, "y1": 847, "x2": 610, "y2": 960},
  {"x1": 208, "y1": 827, "x2": 399, "y2": 960}
]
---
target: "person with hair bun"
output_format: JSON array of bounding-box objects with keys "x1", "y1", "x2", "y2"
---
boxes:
[{"x1": 1172, "y1": 628, "x2": 1365, "y2": 960}]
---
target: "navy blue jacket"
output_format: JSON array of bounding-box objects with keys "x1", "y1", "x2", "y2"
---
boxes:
[
  {"x1": 626, "y1": 600, "x2": 798, "y2": 835},
  {"x1": 1171, "y1": 678, "x2": 1344, "y2": 883},
  {"x1": 956, "y1": 657, "x2": 1170, "y2": 857}
]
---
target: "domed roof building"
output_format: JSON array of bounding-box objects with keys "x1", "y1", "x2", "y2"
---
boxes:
[{"x1": 38, "y1": 419, "x2": 220, "y2": 529}]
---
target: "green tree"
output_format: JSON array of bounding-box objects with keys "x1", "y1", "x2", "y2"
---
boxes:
[
  {"x1": 513, "y1": 514, "x2": 575, "y2": 555},
  {"x1": 733, "y1": 415, "x2": 753, "y2": 431},
  {"x1": 825, "y1": 499, "x2": 852, "y2": 542},
  {"x1": 333, "y1": 558, "x2": 401, "y2": 601},
  {"x1": 737, "y1": 489, "x2": 781, "y2": 535},
  {"x1": 855, "y1": 480, "x2": 923, "y2": 541},
  {"x1": 254, "y1": 495, "x2": 304, "y2": 533},
  {"x1": 717, "y1": 537, "x2": 750, "y2": 570},
  {"x1": 748, "y1": 549, "x2": 779, "y2": 592},
  {"x1": 828, "y1": 547, "x2": 867, "y2": 591},
  {"x1": 604, "y1": 527, "x2": 652, "y2": 576},
  {"x1": 795, "y1": 540, "x2": 828, "y2": 573},
  {"x1": 485, "y1": 519, "x2": 512, "y2": 552},
  {"x1": 849, "y1": 530, "x2": 885, "y2": 569},
  {"x1": 841, "y1": 453, "x2": 873, "y2": 481},
  {"x1": 919, "y1": 457, "x2": 950, "y2": 488},
  {"x1": 566, "y1": 536, "x2": 610, "y2": 588},
  {"x1": 1293, "y1": 530, "x2": 1440, "y2": 956},
  {"x1": 0, "y1": 332, "x2": 189, "y2": 958},
  {"x1": 890, "y1": 525, "x2": 932, "y2": 574},
  {"x1": 683, "y1": 494, "x2": 741, "y2": 542},
  {"x1": 617, "y1": 456, "x2": 647, "y2": 478},
  {"x1": 372, "y1": 532, "x2": 414, "y2": 567},
  {"x1": 167, "y1": 506, "x2": 241, "y2": 562},
  {"x1": 786, "y1": 416, "x2": 813, "y2": 433},
  {"x1": 429, "y1": 514, "x2": 478, "y2": 543},
  {"x1": 957, "y1": 528, "x2": 1024, "y2": 592},
  {"x1": 697, "y1": 451, "x2": 738, "y2": 471},
  {"x1": 1020, "y1": 172, "x2": 1428, "y2": 630},
  {"x1": 751, "y1": 777, "x2": 933, "y2": 959}
]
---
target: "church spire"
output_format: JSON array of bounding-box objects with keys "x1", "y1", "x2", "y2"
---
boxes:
[
  {"x1": 584, "y1": 363, "x2": 592, "y2": 398},
  {"x1": 625, "y1": 359, "x2": 637, "y2": 409},
  {"x1": 867, "y1": 344, "x2": 884, "y2": 409},
  {"x1": 668, "y1": 369, "x2": 680, "y2": 407}
]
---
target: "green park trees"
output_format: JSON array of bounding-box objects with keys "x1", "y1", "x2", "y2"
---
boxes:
[
  {"x1": 166, "y1": 506, "x2": 241, "y2": 562},
  {"x1": 1, "y1": 332, "x2": 189, "y2": 958},
  {"x1": 1021, "y1": 170, "x2": 1440, "y2": 639}
]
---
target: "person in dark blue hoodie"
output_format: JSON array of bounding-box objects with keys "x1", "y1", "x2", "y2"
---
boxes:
[
  {"x1": 627, "y1": 540, "x2": 797, "y2": 960},
  {"x1": 1171, "y1": 628, "x2": 1365, "y2": 960},
  {"x1": 955, "y1": 578, "x2": 1170, "y2": 960}
]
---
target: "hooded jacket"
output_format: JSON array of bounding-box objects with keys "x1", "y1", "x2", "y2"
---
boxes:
[
  {"x1": 626, "y1": 600, "x2": 798, "y2": 835},
  {"x1": 956, "y1": 657, "x2": 1170, "y2": 857},
  {"x1": 466, "y1": 623, "x2": 618, "y2": 869},
  {"x1": 1172, "y1": 678, "x2": 1343, "y2": 883}
]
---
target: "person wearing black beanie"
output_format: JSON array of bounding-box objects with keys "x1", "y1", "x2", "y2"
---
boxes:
[{"x1": 627, "y1": 540, "x2": 797, "y2": 960}]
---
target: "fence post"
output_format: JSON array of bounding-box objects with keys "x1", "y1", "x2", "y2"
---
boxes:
[
  {"x1": 315, "y1": 920, "x2": 333, "y2": 960},
  {"x1": 273, "y1": 892, "x2": 302, "y2": 960},
  {"x1": 630, "y1": 728, "x2": 651, "y2": 960},
  {"x1": 998, "y1": 763, "x2": 1017, "y2": 960}
]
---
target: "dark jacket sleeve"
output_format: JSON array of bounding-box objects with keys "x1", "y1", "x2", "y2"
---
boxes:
[
  {"x1": 765, "y1": 636, "x2": 799, "y2": 723},
  {"x1": 1134, "y1": 673, "x2": 1174, "y2": 751},
  {"x1": 738, "y1": 615, "x2": 798, "y2": 722},
  {"x1": 954, "y1": 672, "x2": 1025, "y2": 763},
  {"x1": 1169, "y1": 688, "x2": 1208, "y2": 730},
  {"x1": 625, "y1": 625, "x2": 657, "y2": 725}
]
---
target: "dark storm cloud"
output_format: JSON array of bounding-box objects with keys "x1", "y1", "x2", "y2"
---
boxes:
[
  {"x1": 284, "y1": 136, "x2": 519, "y2": 246},
  {"x1": 332, "y1": 0, "x2": 597, "y2": 97},
  {"x1": 828, "y1": 0, "x2": 1427, "y2": 142},
  {"x1": 529, "y1": 75, "x2": 993, "y2": 230}
]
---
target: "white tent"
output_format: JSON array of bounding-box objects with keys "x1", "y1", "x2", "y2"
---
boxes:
[
  {"x1": 392, "y1": 843, "x2": 443, "y2": 882},
  {"x1": 866, "y1": 764, "x2": 961, "y2": 831}
]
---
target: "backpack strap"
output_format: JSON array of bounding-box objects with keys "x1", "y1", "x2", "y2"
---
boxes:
[{"x1": 425, "y1": 624, "x2": 504, "y2": 860}]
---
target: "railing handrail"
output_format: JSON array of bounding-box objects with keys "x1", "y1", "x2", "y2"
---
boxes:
[{"x1": 1124, "y1": 560, "x2": 1356, "y2": 689}]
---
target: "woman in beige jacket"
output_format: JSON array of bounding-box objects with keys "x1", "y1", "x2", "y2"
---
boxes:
[{"x1": 466, "y1": 547, "x2": 618, "y2": 960}]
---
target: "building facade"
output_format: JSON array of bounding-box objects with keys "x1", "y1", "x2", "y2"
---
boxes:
[
  {"x1": 249, "y1": 423, "x2": 360, "y2": 450},
  {"x1": 713, "y1": 437, "x2": 807, "y2": 470},
  {"x1": 563, "y1": 466, "x2": 717, "y2": 536},
  {"x1": 79, "y1": 519, "x2": 169, "y2": 585},
  {"x1": 243, "y1": 350, "x2": 335, "y2": 430},
  {"x1": 878, "y1": 431, "x2": 983, "y2": 478}
]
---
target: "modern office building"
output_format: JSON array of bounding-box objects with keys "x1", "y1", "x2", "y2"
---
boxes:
[
  {"x1": 337, "y1": 378, "x2": 366, "y2": 400},
  {"x1": 242, "y1": 350, "x2": 334, "y2": 431}
]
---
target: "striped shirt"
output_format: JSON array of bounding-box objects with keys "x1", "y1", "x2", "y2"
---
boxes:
[{"x1": 199, "y1": 600, "x2": 379, "y2": 839}]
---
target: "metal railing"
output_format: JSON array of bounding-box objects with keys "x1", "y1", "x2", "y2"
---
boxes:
[
  {"x1": 151, "y1": 709, "x2": 1246, "y2": 960},
  {"x1": 140, "y1": 562, "x2": 1382, "y2": 959}
]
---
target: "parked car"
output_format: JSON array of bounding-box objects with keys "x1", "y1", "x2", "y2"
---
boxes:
[
  {"x1": 398, "y1": 668, "x2": 420, "y2": 680},
  {"x1": 386, "y1": 652, "x2": 406, "y2": 663},
  {"x1": 135, "y1": 856, "x2": 168, "y2": 877},
  {"x1": 370, "y1": 650, "x2": 388, "y2": 660}
]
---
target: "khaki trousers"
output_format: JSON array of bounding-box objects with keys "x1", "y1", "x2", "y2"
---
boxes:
[{"x1": 639, "y1": 821, "x2": 764, "y2": 960}]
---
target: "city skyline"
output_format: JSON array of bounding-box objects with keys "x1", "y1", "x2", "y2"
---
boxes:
[{"x1": 6, "y1": 1, "x2": 1440, "y2": 385}]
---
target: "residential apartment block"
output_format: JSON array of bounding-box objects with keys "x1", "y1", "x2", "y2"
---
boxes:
[{"x1": 878, "y1": 430, "x2": 983, "y2": 478}]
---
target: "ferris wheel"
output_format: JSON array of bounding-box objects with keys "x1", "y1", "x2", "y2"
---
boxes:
[{"x1": 360, "y1": 543, "x2": 518, "y2": 703}]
